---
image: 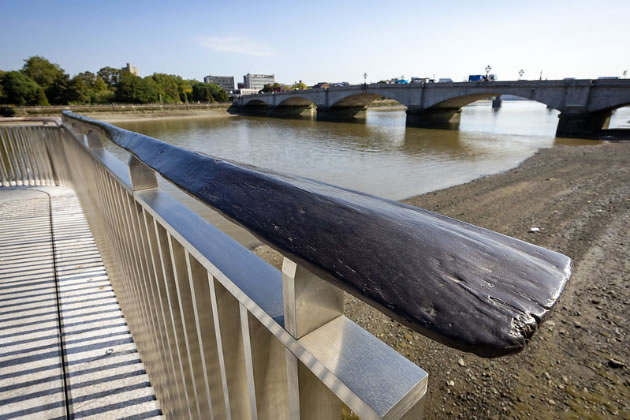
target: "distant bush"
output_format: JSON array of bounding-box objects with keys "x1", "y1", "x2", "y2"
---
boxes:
[{"x1": 0, "y1": 105, "x2": 16, "y2": 117}]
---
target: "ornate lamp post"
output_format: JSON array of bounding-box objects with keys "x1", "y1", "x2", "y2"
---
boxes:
[
  {"x1": 485, "y1": 65, "x2": 492, "y2": 79},
  {"x1": 519, "y1": 69, "x2": 525, "y2": 80}
]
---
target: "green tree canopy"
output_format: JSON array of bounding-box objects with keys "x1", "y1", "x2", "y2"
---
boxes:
[
  {"x1": 114, "y1": 72, "x2": 159, "y2": 103},
  {"x1": 69, "y1": 72, "x2": 110, "y2": 104},
  {"x1": 97, "y1": 66, "x2": 123, "y2": 88},
  {"x1": 191, "y1": 82, "x2": 228, "y2": 102},
  {"x1": 20, "y1": 56, "x2": 72, "y2": 104},
  {"x1": 287, "y1": 81, "x2": 308, "y2": 91},
  {"x1": 178, "y1": 79, "x2": 193, "y2": 102},
  {"x1": 261, "y1": 82, "x2": 283, "y2": 93},
  {"x1": 21, "y1": 56, "x2": 65, "y2": 91},
  {"x1": 150, "y1": 73, "x2": 181, "y2": 103},
  {"x1": 0, "y1": 71, "x2": 49, "y2": 105}
]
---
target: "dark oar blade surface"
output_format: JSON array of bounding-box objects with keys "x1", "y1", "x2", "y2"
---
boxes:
[{"x1": 65, "y1": 111, "x2": 571, "y2": 357}]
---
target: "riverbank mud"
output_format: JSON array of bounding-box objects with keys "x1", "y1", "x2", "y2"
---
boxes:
[{"x1": 256, "y1": 141, "x2": 630, "y2": 418}]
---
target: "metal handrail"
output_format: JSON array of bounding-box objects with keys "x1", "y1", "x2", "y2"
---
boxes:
[
  {"x1": 2, "y1": 118, "x2": 429, "y2": 419},
  {"x1": 62, "y1": 110, "x2": 570, "y2": 358}
]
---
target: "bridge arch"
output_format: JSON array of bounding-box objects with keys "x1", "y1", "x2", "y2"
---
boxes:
[
  {"x1": 328, "y1": 88, "x2": 411, "y2": 109},
  {"x1": 241, "y1": 98, "x2": 271, "y2": 107},
  {"x1": 423, "y1": 90, "x2": 556, "y2": 111},
  {"x1": 277, "y1": 96, "x2": 316, "y2": 107}
]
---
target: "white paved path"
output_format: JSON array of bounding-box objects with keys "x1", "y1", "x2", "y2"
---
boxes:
[{"x1": 0, "y1": 187, "x2": 162, "y2": 420}]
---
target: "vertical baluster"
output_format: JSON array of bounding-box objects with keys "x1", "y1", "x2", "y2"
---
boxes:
[
  {"x1": 154, "y1": 223, "x2": 196, "y2": 420},
  {"x1": 0, "y1": 128, "x2": 12, "y2": 186},
  {"x1": 13, "y1": 127, "x2": 35, "y2": 185},
  {"x1": 167, "y1": 237, "x2": 206, "y2": 419},
  {"x1": 122, "y1": 190, "x2": 163, "y2": 376},
  {"x1": 186, "y1": 253, "x2": 228, "y2": 420},
  {"x1": 33, "y1": 127, "x2": 54, "y2": 185},
  {"x1": 239, "y1": 304, "x2": 259, "y2": 420},
  {"x1": 128, "y1": 203, "x2": 173, "y2": 414},
  {"x1": 209, "y1": 277, "x2": 252, "y2": 420},
  {"x1": 243, "y1": 308, "x2": 290, "y2": 420},
  {"x1": 20, "y1": 127, "x2": 42, "y2": 185},
  {"x1": 107, "y1": 177, "x2": 153, "y2": 364},
  {"x1": 144, "y1": 211, "x2": 188, "y2": 419},
  {"x1": 4, "y1": 128, "x2": 24, "y2": 185}
]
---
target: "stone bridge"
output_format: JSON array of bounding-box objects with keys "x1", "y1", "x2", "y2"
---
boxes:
[{"x1": 235, "y1": 79, "x2": 630, "y2": 138}]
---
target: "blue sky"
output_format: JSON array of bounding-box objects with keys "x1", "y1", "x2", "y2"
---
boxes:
[{"x1": 1, "y1": 0, "x2": 628, "y2": 84}]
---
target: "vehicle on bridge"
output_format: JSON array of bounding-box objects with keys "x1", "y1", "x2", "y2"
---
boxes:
[
  {"x1": 469, "y1": 74, "x2": 497, "y2": 82},
  {"x1": 411, "y1": 77, "x2": 435, "y2": 84}
]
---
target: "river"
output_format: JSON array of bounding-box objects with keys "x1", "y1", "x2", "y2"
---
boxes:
[{"x1": 112, "y1": 101, "x2": 627, "y2": 247}]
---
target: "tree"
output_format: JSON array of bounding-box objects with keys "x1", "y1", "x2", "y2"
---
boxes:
[
  {"x1": 69, "y1": 72, "x2": 110, "y2": 104},
  {"x1": 97, "y1": 66, "x2": 123, "y2": 88},
  {"x1": 21, "y1": 56, "x2": 65, "y2": 91},
  {"x1": 178, "y1": 79, "x2": 193, "y2": 102},
  {"x1": 286, "y1": 81, "x2": 308, "y2": 91},
  {"x1": 191, "y1": 82, "x2": 228, "y2": 102},
  {"x1": 262, "y1": 82, "x2": 283, "y2": 93},
  {"x1": 21, "y1": 56, "x2": 71, "y2": 104},
  {"x1": 150, "y1": 73, "x2": 181, "y2": 103},
  {"x1": 0, "y1": 71, "x2": 49, "y2": 105},
  {"x1": 114, "y1": 72, "x2": 159, "y2": 103}
]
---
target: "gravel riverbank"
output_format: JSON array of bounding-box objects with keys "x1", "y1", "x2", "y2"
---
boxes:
[
  {"x1": 257, "y1": 141, "x2": 630, "y2": 418},
  {"x1": 359, "y1": 141, "x2": 630, "y2": 419}
]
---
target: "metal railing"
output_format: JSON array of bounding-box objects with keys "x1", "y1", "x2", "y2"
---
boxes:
[{"x1": 0, "y1": 112, "x2": 572, "y2": 419}]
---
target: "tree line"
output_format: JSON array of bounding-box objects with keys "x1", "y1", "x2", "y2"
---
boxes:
[{"x1": 0, "y1": 56, "x2": 229, "y2": 108}]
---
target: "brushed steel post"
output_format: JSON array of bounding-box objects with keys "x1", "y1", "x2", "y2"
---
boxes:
[
  {"x1": 282, "y1": 257, "x2": 345, "y2": 420},
  {"x1": 282, "y1": 258, "x2": 344, "y2": 339},
  {"x1": 86, "y1": 129, "x2": 104, "y2": 149},
  {"x1": 128, "y1": 155, "x2": 158, "y2": 191}
]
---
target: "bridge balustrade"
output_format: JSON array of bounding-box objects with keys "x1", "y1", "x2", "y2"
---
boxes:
[{"x1": 0, "y1": 111, "x2": 571, "y2": 419}]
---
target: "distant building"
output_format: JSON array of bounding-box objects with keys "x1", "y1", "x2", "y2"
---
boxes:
[
  {"x1": 243, "y1": 73, "x2": 275, "y2": 91},
  {"x1": 203, "y1": 75, "x2": 235, "y2": 93},
  {"x1": 124, "y1": 63, "x2": 138, "y2": 76}
]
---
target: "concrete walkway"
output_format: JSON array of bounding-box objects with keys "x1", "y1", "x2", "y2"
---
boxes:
[{"x1": 0, "y1": 187, "x2": 162, "y2": 419}]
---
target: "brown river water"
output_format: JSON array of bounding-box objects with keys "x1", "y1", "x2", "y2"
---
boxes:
[{"x1": 112, "y1": 101, "x2": 628, "y2": 247}]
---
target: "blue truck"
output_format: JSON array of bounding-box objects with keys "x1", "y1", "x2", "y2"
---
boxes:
[{"x1": 469, "y1": 74, "x2": 497, "y2": 81}]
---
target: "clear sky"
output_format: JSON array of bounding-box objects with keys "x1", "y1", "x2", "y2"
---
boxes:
[{"x1": 1, "y1": 0, "x2": 628, "y2": 85}]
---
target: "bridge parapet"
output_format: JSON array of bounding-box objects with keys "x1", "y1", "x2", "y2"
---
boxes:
[
  {"x1": 1, "y1": 112, "x2": 571, "y2": 418},
  {"x1": 236, "y1": 80, "x2": 630, "y2": 137}
]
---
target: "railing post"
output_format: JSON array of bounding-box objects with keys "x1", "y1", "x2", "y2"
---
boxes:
[
  {"x1": 282, "y1": 258, "x2": 344, "y2": 339},
  {"x1": 86, "y1": 129, "x2": 104, "y2": 149},
  {"x1": 282, "y1": 257, "x2": 345, "y2": 419},
  {"x1": 128, "y1": 155, "x2": 158, "y2": 191}
]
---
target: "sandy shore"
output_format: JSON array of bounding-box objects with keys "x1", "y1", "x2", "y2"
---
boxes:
[{"x1": 256, "y1": 140, "x2": 630, "y2": 418}]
